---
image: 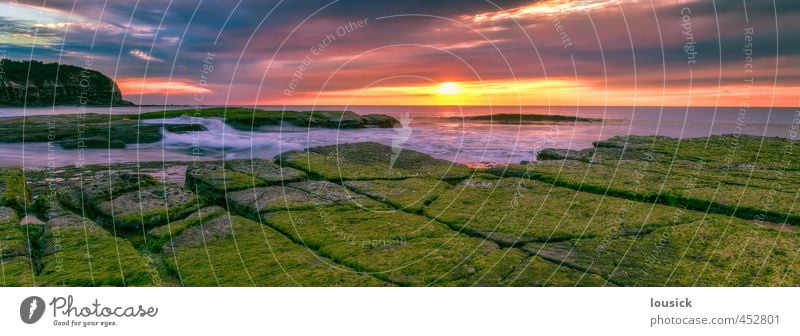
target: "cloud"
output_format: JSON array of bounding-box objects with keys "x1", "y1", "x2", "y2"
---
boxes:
[
  {"x1": 129, "y1": 49, "x2": 164, "y2": 62},
  {"x1": 117, "y1": 77, "x2": 212, "y2": 95},
  {"x1": 2, "y1": 0, "x2": 798, "y2": 106}
]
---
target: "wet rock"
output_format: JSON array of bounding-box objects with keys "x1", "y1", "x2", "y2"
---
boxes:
[
  {"x1": 294, "y1": 110, "x2": 365, "y2": 128},
  {"x1": 164, "y1": 124, "x2": 208, "y2": 133},
  {"x1": 361, "y1": 114, "x2": 401, "y2": 128},
  {"x1": 537, "y1": 148, "x2": 584, "y2": 161},
  {"x1": 59, "y1": 171, "x2": 159, "y2": 211}
]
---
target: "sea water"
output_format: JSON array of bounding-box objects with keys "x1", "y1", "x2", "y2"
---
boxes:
[{"x1": 0, "y1": 105, "x2": 796, "y2": 168}]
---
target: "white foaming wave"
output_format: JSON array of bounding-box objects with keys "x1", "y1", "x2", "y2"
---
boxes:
[{"x1": 144, "y1": 117, "x2": 303, "y2": 151}]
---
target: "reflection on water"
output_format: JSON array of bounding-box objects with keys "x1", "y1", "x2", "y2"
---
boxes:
[{"x1": 0, "y1": 105, "x2": 796, "y2": 168}]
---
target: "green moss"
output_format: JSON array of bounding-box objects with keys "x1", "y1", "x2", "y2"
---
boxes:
[
  {"x1": 344, "y1": 178, "x2": 451, "y2": 213},
  {"x1": 266, "y1": 208, "x2": 451, "y2": 250},
  {"x1": 0, "y1": 167, "x2": 29, "y2": 210},
  {"x1": 37, "y1": 215, "x2": 158, "y2": 286},
  {"x1": 525, "y1": 215, "x2": 800, "y2": 286},
  {"x1": 425, "y1": 177, "x2": 701, "y2": 246},
  {"x1": 0, "y1": 257, "x2": 36, "y2": 286},
  {"x1": 277, "y1": 142, "x2": 473, "y2": 180},
  {"x1": 163, "y1": 214, "x2": 385, "y2": 286},
  {"x1": 0, "y1": 207, "x2": 28, "y2": 258},
  {"x1": 503, "y1": 255, "x2": 609, "y2": 286}
]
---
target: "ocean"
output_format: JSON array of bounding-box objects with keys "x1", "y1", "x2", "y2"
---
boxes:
[{"x1": 0, "y1": 105, "x2": 796, "y2": 168}]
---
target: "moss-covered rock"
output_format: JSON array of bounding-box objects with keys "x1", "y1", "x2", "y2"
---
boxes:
[
  {"x1": 0, "y1": 167, "x2": 29, "y2": 210},
  {"x1": 263, "y1": 207, "x2": 598, "y2": 286},
  {"x1": 276, "y1": 142, "x2": 473, "y2": 180},
  {"x1": 163, "y1": 213, "x2": 386, "y2": 286},
  {"x1": 524, "y1": 215, "x2": 800, "y2": 286},
  {"x1": 95, "y1": 186, "x2": 198, "y2": 228},
  {"x1": 0, "y1": 207, "x2": 27, "y2": 258},
  {"x1": 425, "y1": 177, "x2": 702, "y2": 246},
  {"x1": 185, "y1": 159, "x2": 306, "y2": 199},
  {"x1": 0, "y1": 257, "x2": 36, "y2": 286},
  {"x1": 37, "y1": 215, "x2": 157, "y2": 286},
  {"x1": 343, "y1": 178, "x2": 451, "y2": 213},
  {"x1": 185, "y1": 162, "x2": 267, "y2": 196},
  {"x1": 228, "y1": 180, "x2": 387, "y2": 216},
  {"x1": 147, "y1": 206, "x2": 226, "y2": 253},
  {"x1": 59, "y1": 171, "x2": 159, "y2": 211},
  {"x1": 226, "y1": 159, "x2": 307, "y2": 183}
]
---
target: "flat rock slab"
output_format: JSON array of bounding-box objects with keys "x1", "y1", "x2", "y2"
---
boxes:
[
  {"x1": 163, "y1": 213, "x2": 386, "y2": 286},
  {"x1": 95, "y1": 185, "x2": 198, "y2": 228},
  {"x1": 425, "y1": 177, "x2": 703, "y2": 245},
  {"x1": 228, "y1": 180, "x2": 388, "y2": 215},
  {"x1": 59, "y1": 171, "x2": 159, "y2": 210},
  {"x1": 343, "y1": 178, "x2": 451, "y2": 213},
  {"x1": 276, "y1": 142, "x2": 472, "y2": 180},
  {"x1": 495, "y1": 158, "x2": 800, "y2": 225},
  {"x1": 524, "y1": 215, "x2": 800, "y2": 286},
  {"x1": 226, "y1": 159, "x2": 306, "y2": 183},
  {"x1": 148, "y1": 206, "x2": 227, "y2": 252},
  {"x1": 37, "y1": 215, "x2": 157, "y2": 286},
  {"x1": 185, "y1": 159, "x2": 305, "y2": 196}
]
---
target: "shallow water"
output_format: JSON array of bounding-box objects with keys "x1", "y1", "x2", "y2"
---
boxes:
[{"x1": 0, "y1": 105, "x2": 796, "y2": 168}]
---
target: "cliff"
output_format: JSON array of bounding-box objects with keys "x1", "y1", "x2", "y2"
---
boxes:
[{"x1": 0, "y1": 59, "x2": 133, "y2": 106}]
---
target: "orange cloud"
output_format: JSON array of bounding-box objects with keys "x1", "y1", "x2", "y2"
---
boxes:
[
  {"x1": 117, "y1": 77, "x2": 212, "y2": 96},
  {"x1": 267, "y1": 78, "x2": 799, "y2": 107}
]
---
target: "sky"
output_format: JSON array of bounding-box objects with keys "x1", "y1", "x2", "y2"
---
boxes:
[{"x1": 0, "y1": 0, "x2": 798, "y2": 107}]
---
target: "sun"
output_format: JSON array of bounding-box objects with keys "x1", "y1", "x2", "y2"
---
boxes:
[{"x1": 437, "y1": 82, "x2": 461, "y2": 95}]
